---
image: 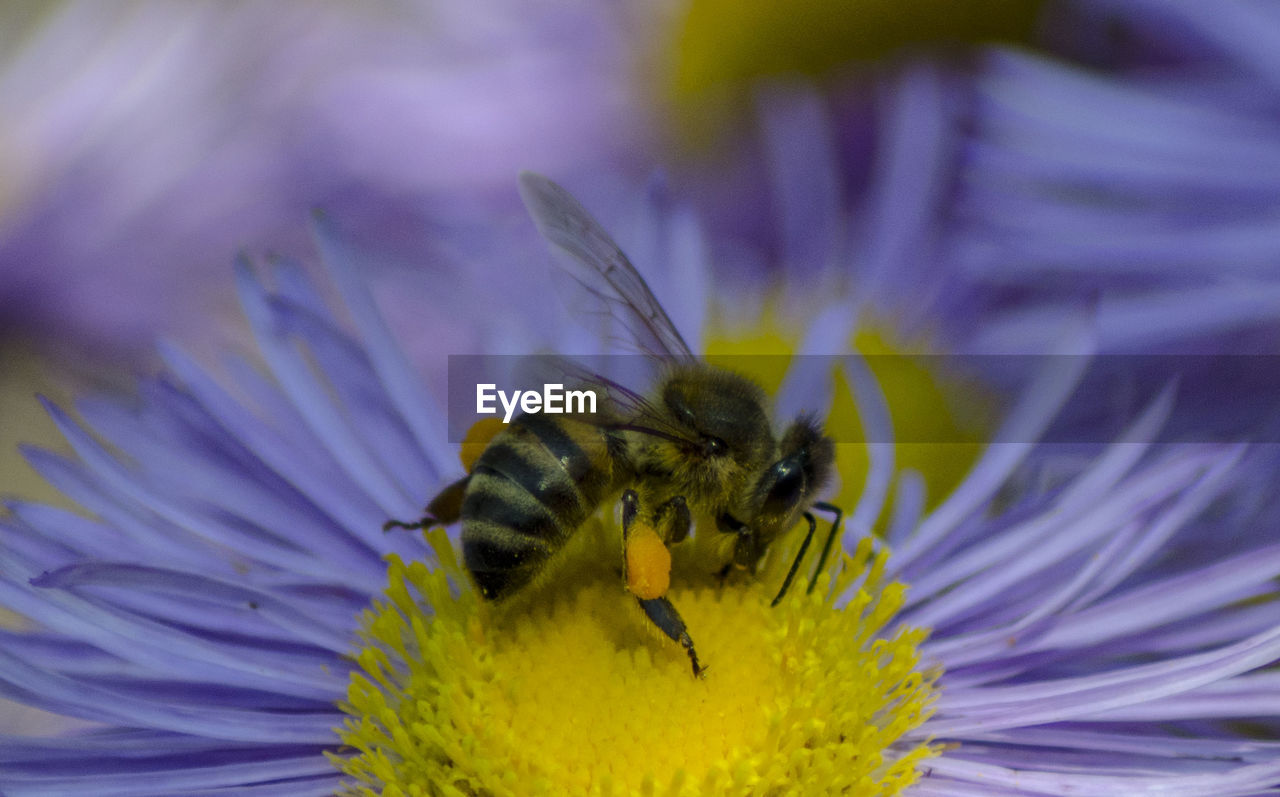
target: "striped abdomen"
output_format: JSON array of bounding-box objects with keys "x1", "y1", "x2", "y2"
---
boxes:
[{"x1": 461, "y1": 414, "x2": 620, "y2": 599}]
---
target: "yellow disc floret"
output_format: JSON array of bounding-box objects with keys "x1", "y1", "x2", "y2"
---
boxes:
[{"x1": 333, "y1": 521, "x2": 938, "y2": 796}]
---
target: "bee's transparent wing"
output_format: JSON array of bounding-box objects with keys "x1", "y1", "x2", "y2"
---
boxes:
[
  {"x1": 531, "y1": 354, "x2": 700, "y2": 447},
  {"x1": 518, "y1": 172, "x2": 697, "y2": 363}
]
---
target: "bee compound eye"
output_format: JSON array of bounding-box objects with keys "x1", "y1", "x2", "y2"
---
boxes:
[{"x1": 702, "y1": 436, "x2": 728, "y2": 457}]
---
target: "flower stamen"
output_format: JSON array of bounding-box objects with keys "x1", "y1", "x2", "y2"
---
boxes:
[{"x1": 334, "y1": 522, "x2": 937, "y2": 796}]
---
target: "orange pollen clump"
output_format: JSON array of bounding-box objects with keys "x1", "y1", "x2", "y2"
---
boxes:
[
  {"x1": 459, "y1": 417, "x2": 507, "y2": 473},
  {"x1": 625, "y1": 523, "x2": 671, "y2": 600}
]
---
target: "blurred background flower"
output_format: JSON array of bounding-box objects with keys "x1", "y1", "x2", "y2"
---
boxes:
[
  {"x1": 666, "y1": 0, "x2": 1280, "y2": 351},
  {"x1": 7, "y1": 0, "x2": 1280, "y2": 404},
  {"x1": 0, "y1": 0, "x2": 651, "y2": 357},
  {"x1": 8, "y1": 0, "x2": 1280, "y2": 475},
  {"x1": 0, "y1": 0, "x2": 653, "y2": 514}
]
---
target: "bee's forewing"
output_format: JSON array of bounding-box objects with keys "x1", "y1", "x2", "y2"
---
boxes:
[
  {"x1": 533, "y1": 353, "x2": 697, "y2": 446},
  {"x1": 518, "y1": 171, "x2": 697, "y2": 363}
]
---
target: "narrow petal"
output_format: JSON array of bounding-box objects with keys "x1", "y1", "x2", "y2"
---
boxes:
[
  {"x1": 309, "y1": 213, "x2": 456, "y2": 477},
  {"x1": 0, "y1": 647, "x2": 339, "y2": 743},
  {"x1": 931, "y1": 625, "x2": 1280, "y2": 735},
  {"x1": 925, "y1": 753, "x2": 1280, "y2": 797},
  {"x1": 895, "y1": 325, "x2": 1093, "y2": 571},
  {"x1": 756, "y1": 81, "x2": 843, "y2": 274},
  {"x1": 859, "y1": 61, "x2": 953, "y2": 312},
  {"x1": 158, "y1": 342, "x2": 419, "y2": 561},
  {"x1": 841, "y1": 355, "x2": 895, "y2": 545},
  {"x1": 905, "y1": 382, "x2": 1174, "y2": 607},
  {"x1": 1025, "y1": 542, "x2": 1280, "y2": 654},
  {"x1": 30, "y1": 564, "x2": 353, "y2": 652},
  {"x1": 264, "y1": 293, "x2": 435, "y2": 504},
  {"x1": 235, "y1": 260, "x2": 413, "y2": 517}
]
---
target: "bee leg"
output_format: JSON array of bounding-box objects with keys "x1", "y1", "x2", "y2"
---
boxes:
[
  {"x1": 717, "y1": 512, "x2": 747, "y2": 536},
  {"x1": 620, "y1": 488, "x2": 640, "y2": 528},
  {"x1": 383, "y1": 476, "x2": 471, "y2": 532},
  {"x1": 805, "y1": 501, "x2": 844, "y2": 595},
  {"x1": 654, "y1": 496, "x2": 691, "y2": 543},
  {"x1": 638, "y1": 596, "x2": 705, "y2": 678},
  {"x1": 710, "y1": 514, "x2": 750, "y2": 587},
  {"x1": 382, "y1": 517, "x2": 434, "y2": 533},
  {"x1": 770, "y1": 512, "x2": 817, "y2": 607},
  {"x1": 620, "y1": 489, "x2": 640, "y2": 583},
  {"x1": 427, "y1": 475, "x2": 470, "y2": 523}
]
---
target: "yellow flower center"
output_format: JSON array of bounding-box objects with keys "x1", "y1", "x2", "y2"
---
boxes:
[
  {"x1": 332, "y1": 519, "x2": 937, "y2": 795},
  {"x1": 658, "y1": 0, "x2": 1046, "y2": 150}
]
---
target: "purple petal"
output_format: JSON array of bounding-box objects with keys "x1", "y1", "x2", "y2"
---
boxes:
[
  {"x1": 858, "y1": 61, "x2": 953, "y2": 310},
  {"x1": 34, "y1": 401, "x2": 360, "y2": 585},
  {"x1": 931, "y1": 624, "x2": 1280, "y2": 734},
  {"x1": 73, "y1": 383, "x2": 390, "y2": 579},
  {"x1": 773, "y1": 303, "x2": 859, "y2": 423},
  {"x1": 264, "y1": 293, "x2": 435, "y2": 503},
  {"x1": 894, "y1": 324, "x2": 1093, "y2": 571},
  {"x1": 157, "y1": 342, "x2": 425, "y2": 563},
  {"x1": 885, "y1": 469, "x2": 926, "y2": 548},
  {"x1": 1024, "y1": 542, "x2": 1280, "y2": 654},
  {"x1": 924, "y1": 753, "x2": 1280, "y2": 797},
  {"x1": 0, "y1": 647, "x2": 339, "y2": 743},
  {"x1": 309, "y1": 214, "x2": 456, "y2": 477},
  {"x1": 756, "y1": 81, "x2": 843, "y2": 274},
  {"x1": 31, "y1": 564, "x2": 352, "y2": 652},
  {"x1": 904, "y1": 383, "x2": 1174, "y2": 607},
  {"x1": 841, "y1": 355, "x2": 895, "y2": 546},
  {"x1": 235, "y1": 260, "x2": 413, "y2": 516}
]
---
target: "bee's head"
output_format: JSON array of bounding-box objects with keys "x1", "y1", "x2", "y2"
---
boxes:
[{"x1": 731, "y1": 415, "x2": 834, "y2": 568}]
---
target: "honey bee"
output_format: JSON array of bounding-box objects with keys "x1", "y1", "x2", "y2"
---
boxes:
[{"x1": 386, "y1": 173, "x2": 840, "y2": 676}]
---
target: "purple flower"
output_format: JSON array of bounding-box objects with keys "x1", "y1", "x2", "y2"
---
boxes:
[
  {"x1": 0, "y1": 0, "x2": 644, "y2": 357},
  {"x1": 955, "y1": 3, "x2": 1280, "y2": 357},
  {"x1": 676, "y1": 2, "x2": 1280, "y2": 363},
  {"x1": 2, "y1": 180, "x2": 1278, "y2": 793}
]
